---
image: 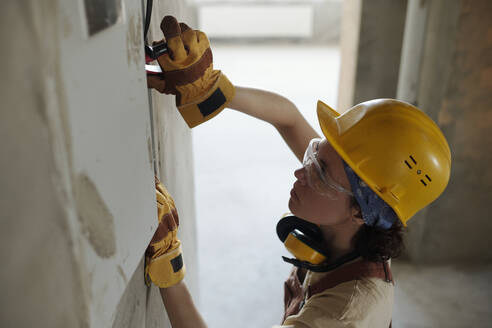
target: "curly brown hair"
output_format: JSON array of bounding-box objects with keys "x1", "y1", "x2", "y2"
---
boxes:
[{"x1": 350, "y1": 197, "x2": 405, "y2": 262}]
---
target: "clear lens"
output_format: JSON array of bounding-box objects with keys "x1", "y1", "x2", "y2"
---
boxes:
[{"x1": 302, "y1": 138, "x2": 353, "y2": 197}]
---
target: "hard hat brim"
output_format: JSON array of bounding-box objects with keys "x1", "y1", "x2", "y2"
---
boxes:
[
  {"x1": 316, "y1": 100, "x2": 345, "y2": 164},
  {"x1": 316, "y1": 100, "x2": 344, "y2": 157}
]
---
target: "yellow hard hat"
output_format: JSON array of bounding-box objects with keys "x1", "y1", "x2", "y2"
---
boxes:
[{"x1": 317, "y1": 99, "x2": 451, "y2": 226}]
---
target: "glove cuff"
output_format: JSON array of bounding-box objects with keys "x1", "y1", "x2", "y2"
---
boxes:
[
  {"x1": 177, "y1": 71, "x2": 235, "y2": 128},
  {"x1": 145, "y1": 243, "x2": 185, "y2": 288}
]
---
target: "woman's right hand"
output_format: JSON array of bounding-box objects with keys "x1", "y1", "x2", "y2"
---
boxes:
[{"x1": 147, "y1": 16, "x2": 235, "y2": 128}]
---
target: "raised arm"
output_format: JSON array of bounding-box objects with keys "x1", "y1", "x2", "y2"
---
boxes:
[
  {"x1": 146, "y1": 177, "x2": 208, "y2": 328},
  {"x1": 228, "y1": 86, "x2": 319, "y2": 162},
  {"x1": 146, "y1": 16, "x2": 319, "y2": 162},
  {"x1": 160, "y1": 282, "x2": 207, "y2": 328}
]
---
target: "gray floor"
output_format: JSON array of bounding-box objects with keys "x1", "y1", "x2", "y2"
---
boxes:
[
  {"x1": 392, "y1": 262, "x2": 492, "y2": 327},
  {"x1": 192, "y1": 44, "x2": 492, "y2": 328}
]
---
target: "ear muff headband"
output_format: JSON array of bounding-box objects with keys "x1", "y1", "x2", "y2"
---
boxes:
[{"x1": 277, "y1": 215, "x2": 324, "y2": 242}]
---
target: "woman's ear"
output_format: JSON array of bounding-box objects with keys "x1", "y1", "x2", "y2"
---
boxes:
[{"x1": 350, "y1": 201, "x2": 364, "y2": 225}]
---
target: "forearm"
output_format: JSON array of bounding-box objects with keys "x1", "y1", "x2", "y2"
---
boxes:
[
  {"x1": 160, "y1": 281, "x2": 208, "y2": 328},
  {"x1": 228, "y1": 86, "x2": 319, "y2": 162},
  {"x1": 228, "y1": 86, "x2": 301, "y2": 128}
]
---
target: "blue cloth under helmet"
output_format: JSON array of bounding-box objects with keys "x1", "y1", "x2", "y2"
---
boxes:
[{"x1": 342, "y1": 160, "x2": 398, "y2": 230}]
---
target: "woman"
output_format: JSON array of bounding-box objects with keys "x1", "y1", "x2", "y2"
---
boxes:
[{"x1": 145, "y1": 16, "x2": 451, "y2": 328}]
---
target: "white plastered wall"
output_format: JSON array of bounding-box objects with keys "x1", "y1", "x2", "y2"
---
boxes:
[{"x1": 0, "y1": 1, "x2": 196, "y2": 327}]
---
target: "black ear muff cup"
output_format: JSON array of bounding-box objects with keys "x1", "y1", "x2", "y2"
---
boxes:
[{"x1": 276, "y1": 215, "x2": 327, "y2": 255}]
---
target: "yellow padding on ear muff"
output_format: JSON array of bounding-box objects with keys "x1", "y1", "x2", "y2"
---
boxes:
[{"x1": 284, "y1": 233, "x2": 327, "y2": 265}]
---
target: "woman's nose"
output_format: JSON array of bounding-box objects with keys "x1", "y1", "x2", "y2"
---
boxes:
[{"x1": 294, "y1": 167, "x2": 307, "y2": 185}]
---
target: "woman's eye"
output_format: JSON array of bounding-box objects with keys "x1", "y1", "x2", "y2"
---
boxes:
[{"x1": 319, "y1": 167, "x2": 328, "y2": 182}]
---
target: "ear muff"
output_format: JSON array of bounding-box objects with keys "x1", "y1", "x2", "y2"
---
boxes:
[{"x1": 276, "y1": 215, "x2": 329, "y2": 265}]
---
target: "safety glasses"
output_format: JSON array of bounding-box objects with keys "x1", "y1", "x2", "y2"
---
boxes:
[{"x1": 302, "y1": 138, "x2": 353, "y2": 198}]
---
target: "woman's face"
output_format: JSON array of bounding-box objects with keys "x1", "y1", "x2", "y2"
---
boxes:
[{"x1": 288, "y1": 138, "x2": 354, "y2": 226}]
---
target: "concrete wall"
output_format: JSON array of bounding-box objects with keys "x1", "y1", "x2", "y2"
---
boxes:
[
  {"x1": 338, "y1": 0, "x2": 407, "y2": 111},
  {"x1": 0, "y1": 1, "x2": 196, "y2": 327},
  {"x1": 403, "y1": 0, "x2": 492, "y2": 264}
]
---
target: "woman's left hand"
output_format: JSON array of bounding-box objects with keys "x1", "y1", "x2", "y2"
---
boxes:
[{"x1": 145, "y1": 176, "x2": 185, "y2": 288}]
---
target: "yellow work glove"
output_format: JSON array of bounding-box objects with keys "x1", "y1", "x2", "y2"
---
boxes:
[
  {"x1": 147, "y1": 16, "x2": 235, "y2": 128},
  {"x1": 144, "y1": 177, "x2": 185, "y2": 288}
]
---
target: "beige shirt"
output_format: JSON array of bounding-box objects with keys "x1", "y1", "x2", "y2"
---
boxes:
[{"x1": 275, "y1": 269, "x2": 394, "y2": 328}]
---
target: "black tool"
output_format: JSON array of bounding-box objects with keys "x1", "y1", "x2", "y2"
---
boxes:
[{"x1": 143, "y1": 0, "x2": 167, "y2": 74}]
